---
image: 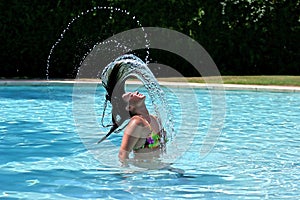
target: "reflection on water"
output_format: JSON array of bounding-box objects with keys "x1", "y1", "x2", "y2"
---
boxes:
[{"x1": 0, "y1": 86, "x2": 300, "y2": 199}]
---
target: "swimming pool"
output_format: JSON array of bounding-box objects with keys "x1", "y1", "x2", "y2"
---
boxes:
[{"x1": 0, "y1": 84, "x2": 299, "y2": 199}]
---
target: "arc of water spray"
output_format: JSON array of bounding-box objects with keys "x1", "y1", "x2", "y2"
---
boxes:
[
  {"x1": 46, "y1": 6, "x2": 150, "y2": 80},
  {"x1": 97, "y1": 54, "x2": 173, "y2": 144},
  {"x1": 73, "y1": 27, "x2": 225, "y2": 166}
]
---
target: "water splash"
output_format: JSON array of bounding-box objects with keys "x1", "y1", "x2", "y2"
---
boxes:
[
  {"x1": 46, "y1": 6, "x2": 150, "y2": 80},
  {"x1": 101, "y1": 54, "x2": 174, "y2": 141}
]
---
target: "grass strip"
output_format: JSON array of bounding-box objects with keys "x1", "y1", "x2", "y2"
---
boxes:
[{"x1": 158, "y1": 76, "x2": 300, "y2": 86}]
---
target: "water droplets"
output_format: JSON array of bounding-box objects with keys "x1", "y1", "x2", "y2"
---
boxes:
[
  {"x1": 101, "y1": 54, "x2": 174, "y2": 140},
  {"x1": 46, "y1": 6, "x2": 149, "y2": 80}
]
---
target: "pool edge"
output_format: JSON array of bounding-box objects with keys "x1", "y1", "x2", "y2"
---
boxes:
[{"x1": 0, "y1": 80, "x2": 299, "y2": 93}]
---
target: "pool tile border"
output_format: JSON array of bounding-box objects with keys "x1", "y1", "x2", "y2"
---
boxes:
[{"x1": 0, "y1": 80, "x2": 300, "y2": 93}]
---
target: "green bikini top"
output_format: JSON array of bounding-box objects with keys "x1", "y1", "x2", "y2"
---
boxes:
[
  {"x1": 133, "y1": 117, "x2": 161, "y2": 150},
  {"x1": 133, "y1": 131, "x2": 160, "y2": 150}
]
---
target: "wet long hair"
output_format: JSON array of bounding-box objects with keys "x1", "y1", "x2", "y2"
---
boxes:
[
  {"x1": 98, "y1": 62, "x2": 131, "y2": 143},
  {"x1": 98, "y1": 57, "x2": 168, "y2": 150}
]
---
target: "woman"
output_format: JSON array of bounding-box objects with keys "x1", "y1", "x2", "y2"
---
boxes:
[{"x1": 118, "y1": 91, "x2": 163, "y2": 163}]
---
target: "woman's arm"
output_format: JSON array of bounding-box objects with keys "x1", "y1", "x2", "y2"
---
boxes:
[{"x1": 118, "y1": 117, "x2": 143, "y2": 162}]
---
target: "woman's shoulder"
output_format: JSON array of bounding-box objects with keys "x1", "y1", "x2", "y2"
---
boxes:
[
  {"x1": 130, "y1": 115, "x2": 146, "y2": 126},
  {"x1": 124, "y1": 115, "x2": 147, "y2": 136},
  {"x1": 150, "y1": 115, "x2": 158, "y2": 120}
]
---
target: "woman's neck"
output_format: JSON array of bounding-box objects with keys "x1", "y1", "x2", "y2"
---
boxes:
[{"x1": 132, "y1": 106, "x2": 151, "y2": 122}]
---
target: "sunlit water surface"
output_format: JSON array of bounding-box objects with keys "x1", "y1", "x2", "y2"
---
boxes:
[{"x1": 0, "y1": 85, "x2": 299, "y2": 199}]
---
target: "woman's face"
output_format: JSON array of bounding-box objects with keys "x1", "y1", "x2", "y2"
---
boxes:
[{"x1": 122, "y1": 91, "x2": 146, "y2": 108}]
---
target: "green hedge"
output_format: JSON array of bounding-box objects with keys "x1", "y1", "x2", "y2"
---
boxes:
[{"x1": 1, "y1": 0, "x2": 299, "y2": 78}]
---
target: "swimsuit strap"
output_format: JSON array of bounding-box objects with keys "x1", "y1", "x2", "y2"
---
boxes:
[{"x1": 135, "y1": 115, "x2": 152, "y2": 128}]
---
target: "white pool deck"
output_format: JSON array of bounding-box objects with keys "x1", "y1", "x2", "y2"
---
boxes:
[{"x1": 0, "y1": 79, "x2": 300, "y2": 93}]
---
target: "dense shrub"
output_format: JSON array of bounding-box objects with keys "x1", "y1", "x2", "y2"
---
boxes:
[{"x1": 0, "y1": 0, "x2": 299, "y2": 78}]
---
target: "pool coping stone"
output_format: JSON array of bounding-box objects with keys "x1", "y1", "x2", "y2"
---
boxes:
[{"x1": 0, "y1": 79, "x2": 300, "y2": 93}]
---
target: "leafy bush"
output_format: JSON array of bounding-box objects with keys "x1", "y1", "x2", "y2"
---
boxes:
[{"x1": 0, "y1": 0, "x2": 299, "y2": 78}]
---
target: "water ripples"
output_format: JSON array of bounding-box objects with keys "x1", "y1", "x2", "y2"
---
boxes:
[{"x1": 0, "y1": 86, "x2": 300, "y2": 199}]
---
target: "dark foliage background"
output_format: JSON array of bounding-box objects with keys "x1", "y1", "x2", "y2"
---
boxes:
[{"x1": 1, "y1": 0, "x2": 299, "y2": 78}]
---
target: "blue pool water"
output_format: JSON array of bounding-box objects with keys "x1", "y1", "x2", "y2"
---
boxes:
[{"x1": 0, "y1": 84, "x2": 299, "y2": 199}]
